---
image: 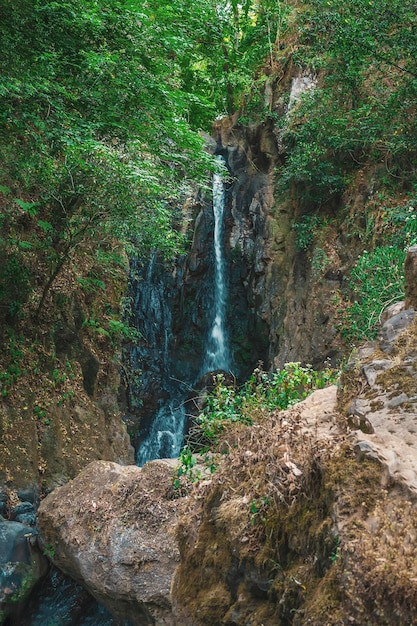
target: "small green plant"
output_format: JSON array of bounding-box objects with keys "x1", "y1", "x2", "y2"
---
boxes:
[
  {"x1": 82, "y1": 318, "x2": 109, "y2": 337},
  {"x1": 57, "y1": 390, "x2": 75, "y2": 406},
  {"x1": 33, "y1": 405, "x2": 46, "y2": 419},
  {"x1": 43, "y1": 543, "x2": 55, "y2": 559},
  {"x1": 384, "y1": 201, "x2": 417, "y2": 247},
  {"x1": 107, "y1": 318, "x2": 141, "y2": 344},
  {"x1": 77, "y1": 276, "x2": 106, "y2": 293},
  {"x1": 342, "y1": 245, "x2": 406, "y2": 344},
  {"x1": 330, "y1": 535, "x2": 340, "y2": 563},
  {"x1": 196, "y1": 374, "x2": 252, "y2": 443},
  {"x1": 311, "y1": 247, "x2": 330, "y2": 277},
  {"x1": 292, "y1": 215, "x2": 324, "y2": 250},
  {"x1": 0, "y1": 331, "x2": 24, "y2": 396},
  {"x1": 173, "y1": 446, "x2": 201, "y2": 489},
  {"x1": 51, "y1": 368, "x2": 67, "y2": 386},
  {"x1": 173, "y1": 447, "x2": 218, "y2": 490},
  {"x1": 249, "y1": 496, "x2": 271, "y2": 525}
]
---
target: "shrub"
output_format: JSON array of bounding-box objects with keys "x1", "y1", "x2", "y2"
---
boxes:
[
  {"x1": 342, "y1": 245, "x2": 406, "y2": 343},
  {"x1": 196, "y1": 364, "x2": 337, "y2": 445}
]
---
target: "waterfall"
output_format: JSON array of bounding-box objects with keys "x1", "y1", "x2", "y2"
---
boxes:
[
  {"x1": 134, "y1": 157, "x2": 230, "y2": 466},
  {"x1": 134, "y1": 254, "x2": 186, "y2": 466},
  {"x1": 136, "y1": 398, "x2": 186, "y2": 466},
  {"x1": 203, "y1": 157, "x2": 230, "y2": 373}
]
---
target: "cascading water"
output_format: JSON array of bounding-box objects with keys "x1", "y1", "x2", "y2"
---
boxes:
[
  {"x1": 133, "y1": 253, "x2": 187, "y2": 466},
  {"x1": 203, "y1": 156, "x2": 230, "y2": 373},
  {"x1": 135, "y1": 157, "x2": 230, "y2": 466},
  {"x1": 136, "y1": 397, "x2": 186, "y2": 466}
]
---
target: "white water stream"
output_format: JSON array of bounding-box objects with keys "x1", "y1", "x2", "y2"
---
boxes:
[
  {"x1": 136, "y1": 158, "x2": 230, "y2": 465},
  {"x1": 203, "y1": 157, "x2": 230, "y2": 372}
]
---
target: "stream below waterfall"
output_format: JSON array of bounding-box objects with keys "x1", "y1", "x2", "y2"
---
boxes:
[{"x1": 15, "y1": 568, "x2": 131, "y2": 626}]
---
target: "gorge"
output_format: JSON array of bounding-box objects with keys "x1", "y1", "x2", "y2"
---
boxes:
[{"x1": 2, "y1": 0, "x2": 417, "y2": 623}]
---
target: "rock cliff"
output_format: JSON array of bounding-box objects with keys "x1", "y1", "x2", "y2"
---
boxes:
[{"x1": 0, "y1": 242, "x2": 134, "y2": 494}]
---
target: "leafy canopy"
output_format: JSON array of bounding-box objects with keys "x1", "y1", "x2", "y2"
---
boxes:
[
  {"x1": 277, "y1": 0, "x2": 417, "y2": 204},
  {"x1": 0, "y1": 0, "x2": 294, "y2": 320}
]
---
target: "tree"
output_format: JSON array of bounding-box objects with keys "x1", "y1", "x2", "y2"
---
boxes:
[
  {"x1": 0, "y1": 0, "x2": 217, "y2": 319},
  {"x1": 277, "y1": 0, "x2": 417, "y2": 204}
]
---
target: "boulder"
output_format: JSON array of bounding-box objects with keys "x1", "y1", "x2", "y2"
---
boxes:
[
  {"x1": 0, "y1": 520, "x2": 47, "y2": 624},
  {"x1": 380, "y1": 308, "x2": 416, "y2": 348},
  {"x1": 339, "y1": 306, "x2": 417, "y2": 493},
  {"x1": 37, "y1": 459, "x2": 182, "y2": 625}
]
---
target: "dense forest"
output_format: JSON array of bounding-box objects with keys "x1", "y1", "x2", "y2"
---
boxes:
[
  {"x1": 1, "y1": 0, "x2": 417, "y2": 339},
  {"x1": 2, "y1": 1, "x2": 417, "y2": 624}
]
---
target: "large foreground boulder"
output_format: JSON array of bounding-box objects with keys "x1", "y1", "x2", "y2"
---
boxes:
[
  {"x1": 0, "y1": 520, "x2": 47, "y2": 624},
  {"x1": 37, "y1": 459, "x2": 181, "y2": 625}
]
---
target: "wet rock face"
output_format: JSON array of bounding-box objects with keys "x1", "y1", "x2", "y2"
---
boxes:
[
  {"x1": 213, "y1": 117, "x2": 346, "y2": 371},
  {"x1": 0, "y1": 520, "x2": 48, "y2": 624},
  {"x1": 124, "y1": 114, "x2": 350, "y2": 442},
  {"x1": 37, "y1": 460, "x2": 182, "y2": 626}
]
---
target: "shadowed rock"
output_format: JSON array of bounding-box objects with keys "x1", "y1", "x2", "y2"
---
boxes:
[{"x1": 37, "y1": 459, "x2": 182, "y2": 626}]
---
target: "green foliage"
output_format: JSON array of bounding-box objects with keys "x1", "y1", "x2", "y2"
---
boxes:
[
  {"x1": 0, "y1": 250, "x2": 32, "y2": 319},
  {"x1": 244, "y1": 363, "x2": 337, "y2": 411},
  {"x1": 340, "y1": 197, "x2": 417, "y2": 344},
  {"x1": 280, "y1": 0, "x2": 417, "y2": 203},
  {"x1": 174, "y1": 446, "x2": 200, "y2": 488},
  {"x1": 250, "y1": 496, "x2": 271, "y2": 525},
  {"x1": 0, "y1": 331, "x2": 25, "y2": 397},
  {"x1": 33, "y1": 405, "x2": 46, "y2": 420},
  {"x1": 330, "y1": 535, "x2": 340, "y2": 563},
  {"x1": 83, "y1": 315, "x2": 139, "y2": 346},
  {"x1": 43, "y1": 543, "x2": 55, "y2": 560},
  {"x1": 197, "y1": 373, "x2": 253, "y2": 443},
  {"x1": 342, "y1": 246, "x2": 406, "y2": 343},
  {"x1": 292, "y1": 214, "x2": 324, "y2": 250},
  {"x1": 0, "y1": 1, "x2": 297, "y2": 323},
  {"x1": 0, "y1": 0, "x2": 224, "y2": 322},
  {"x1": 173, "y1": 446, "x2": 218, "y2": 490},
  {"x1": 311, "y1": 247, "x2": 330, "y2": 277},
  {"x1": 384, "y1": 201, "x2": 417, "y2": 248},
  {"x1": 197, "y1": 365, "x2": 337, "y2": 445}
]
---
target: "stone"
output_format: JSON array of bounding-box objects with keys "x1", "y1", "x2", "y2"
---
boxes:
[
  {"x1": 0, "y1": 493, "x2": 7, "y2": 517},
  {"x1": 0, "y1": 520, "x2": 47, "y2": 623},
  {"x1": 38, "y1": 459, "x2": 183, "y2": 626},
  {"x1": 10, "y1": 502, "x2": 35, "y2": 521},
  {"x1": 17, "y1": 487, "x2": 39, "y2": 506},
  {"x1": 362, "y1": 360, "x2": 394, "y2": 387},
  {"x1": 13, "y1": 513, "x2": 36, "y2": 527},
  {"x1": 381, "y1": 309, "x2": 416, "y2": 344},
  {"x1": 387, "y1": 393, "x2": 409, "y2": 409},
  {"x1": 380, "y1": 300, "x2": 405, "y2": 324}
]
